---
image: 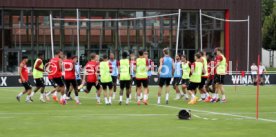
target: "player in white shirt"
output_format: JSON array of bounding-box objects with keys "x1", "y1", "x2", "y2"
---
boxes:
[{"x1": 250, "y1": 63, "x2": 258, "y2": 85}]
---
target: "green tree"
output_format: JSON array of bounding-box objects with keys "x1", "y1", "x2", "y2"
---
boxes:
[
  {"x1": 262, "y1": 3, "x2": 276, "y2": 67},
  {"x1": 262, "y1": 0, "x2": 275, "y2": 24}
]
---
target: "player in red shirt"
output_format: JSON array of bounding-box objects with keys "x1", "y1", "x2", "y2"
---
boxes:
[
  {"x1": 44, "y1": 58, "x2": 59, "y2": 102},
  {"x1": 205, "y1": 54, "x2": 216, "y2": 102},
  {"x1": 82, "y1": 53, "x2": 102, "y2": 104},
  {"x1": 63, "y1": 53, "x2": 80, "y2": 104},
  {"x1": 49, "y1": 50, "x2": 66, "y2": 105},
  {"x1": 16, "y1": 56, "x2": 32, "y2": 103}
]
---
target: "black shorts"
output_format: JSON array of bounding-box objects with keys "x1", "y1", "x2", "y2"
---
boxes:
[
  {"x1": 252, "y1": 74, "x2": 257, "y2": 80},
  {"x1": 182, "y1": 79, "x2": 190, "y2": 86},
  {"x1": 159, "y1": 78, "x2": 172, "y2": 87},
  {"x1": 53, "y1": 77, "x2": 64, "y2": 87},
  {"x1": 214, "y1": 75, "x2": 225, "y2": 84},
  {"x1": 76, "y1": 79, "x2": 82, "y2": 86},
  {"x1": 131, "y1": 77, "x2": 136, "y2": 85},
  {"x1": 120, "y1": 80, "x2": 131, "y2": 89},
  {"x1": 206, "y1": 78, "x2": 214, "y2": 86},
  {"x1": 111, "y1": 76, "x2": 117, "y2": 85},
  {"x1": 49, "y1": 79, "x2": 57, "y2": 88},
  {"x1": 187, "y1": 82, "x2": 200, "y2": 90},
  {"x1": 101, "y1": 82, "x2": 113, "y2": 90},
  {"x1": 86, "y1": 82, "x2": 101, "y2": 92},
  {"x1": 64, "y1": 79, "x2": 78, "y2": 90},
  {"x1": 136, "y1": 79, "x2": 148, "y2": 88},
  {"x1": 35, "y1": 78, "x2": 45, "y2": 88},
  {"x1": 199, "y1": 77, "x2": 207, "y2": 89},
  {"x1": 22, "y1": 81, "x2": 32, "y2": 90},
  {"x1": 172, "y1": 77, "x2": 182, "y2": 86}
]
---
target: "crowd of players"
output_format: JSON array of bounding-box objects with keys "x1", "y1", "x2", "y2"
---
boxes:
[{"x1": 16, "y1": 47, "x2": 227, "y2": 105}]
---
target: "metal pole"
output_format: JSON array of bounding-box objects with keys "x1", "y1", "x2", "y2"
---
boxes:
[
  {"x1": 50, "y1": 14, "x2": 54, "y2": 58},
  {"x1": 175, "y1": 9, "x2": 181, "y2": 57},
  {"x1": 77, "y1": 9, "x2": 80, "y2": 63},
  {"x1": 199, "y1": 9, "x2": 203, "y2": 51},
  {"x1": 247, "y1": 16, "x2": 250, "y2": 72}
]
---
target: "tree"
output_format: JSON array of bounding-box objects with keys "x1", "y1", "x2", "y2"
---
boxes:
[
  {"x1": 262, "y1": 3, "x2": 276, "y2": 67},
  {"x1": 262, "y1": 0, "x2": 275, "y2": 25}
]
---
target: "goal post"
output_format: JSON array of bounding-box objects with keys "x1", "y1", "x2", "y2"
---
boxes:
[
  {"x1": 49, "y1": 9, "x2": 181, "y2": 60},
  {"x1": 199, "y1": 10, "x2": 250, "y2": 71}
]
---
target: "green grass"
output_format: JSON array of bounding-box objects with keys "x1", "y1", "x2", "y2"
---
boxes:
[
  {"x1": 0, "y1": 86, "x2": 276, "y2": 137},
  {"x1": 267, "y1": 67, "x2": 276, "y2": 71}
]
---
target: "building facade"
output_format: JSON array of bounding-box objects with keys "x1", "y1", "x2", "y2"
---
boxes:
[{"x1": 0, "y1": 0, "x2": 261, "y2": 72}]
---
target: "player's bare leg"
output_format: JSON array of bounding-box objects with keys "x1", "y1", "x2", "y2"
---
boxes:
[
  {"x1": 165, "y1": 85, "x2": 170, "y2": 104},
  {"x1": 137, "y1": 86, "x2": 142, "y2": 105},
  {"x1": 58, "y1": 86, "x2": 66, "y2": 105},
  {"x1": 109, "y1": 87, "x2": 113, "y2": 105},
  {"x1": 112, "y1": 82, "x2": 117, "y2": 99},
  {"x1": 23, "y1": 88, "x2": 33, "y2": 103},
  {"x1": 126, "y1": 88, "x2": 130, "y2": 105},
  {"x1": 174, "y1": 85, "x2": 182, "y2": 100},
  {"x1": 96, "y1": 88, "x2": 102, "y2": 104},
  {"x1": 143, "y1": 87, "x2": 149, "y2": 105},
  {"x1": 16, "y1": 90, "x2": 28, "y2": 102},
  {"x1": 211, "y1": 83, "x2": 219, "y2": 102},
  {"x1": 119, "y1": 88, "x2": 124, "y2": 105},
  {"x1": 181, "y1": 85, "x2": 189, "y2": 100},
  {"x1": 220, "y1": 84, "x2": 226, "y2": 102},
  {"x1": 188, "y1": 90, "x2": 198, "y2": 105},
  {"x1": 103, "y1": 89, "x2": 109, "y2": 105},
  {"x1": 157, "y1": 86, "x2": 163, "y2": 105},
  {"x1": 66, "y1": 85, "x2": 73, "y2": 100}
]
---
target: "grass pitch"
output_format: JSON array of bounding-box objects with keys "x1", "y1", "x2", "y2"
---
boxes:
[{"x1": 0, "y1": 85, "x2": 276, "y2": 137}]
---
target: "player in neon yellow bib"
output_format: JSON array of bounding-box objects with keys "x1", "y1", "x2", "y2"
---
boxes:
[
  {"x1": 31, "y1": 53, "x2": 46, "y2": 102},
  {"x1": 187, "y1": 53, "x2": 205, "y2": 105},
  {"x1": 212, "y1": 48, "x2": 227, "y2": 103},
  {"x1": 181, "y1": 55, "x2": 190, "y2": 100},
  {"x1": 135, "y1": 50, "x2": 149, "y2": 105},
  {"x1": 118, "y1": 52, "x2": 131, "y2": 105},
  {"x1": 100, "y1": 54, "x2": 113, "y2": 105}
]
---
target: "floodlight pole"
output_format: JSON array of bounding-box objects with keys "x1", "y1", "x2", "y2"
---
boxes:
[
  {"x1": 175, "y1": 9, "x2": 181, "y2": 57},
  {"x1": 76, "y1": 9, "x2": 80, "y2": 63},
  {"x1": 50, "y1": 14, "x2": 54, "y2": 58},
  {"x1": 199, "y1": 9, "x2": 203, "y2": 51},
  {"x1": 247, "y1": 16, "x2": 250, "y2": 72}
]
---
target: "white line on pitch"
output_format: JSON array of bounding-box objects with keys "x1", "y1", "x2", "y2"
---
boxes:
[{"x1": 153, "y1": 104, "x2": 276, "y2": 123}]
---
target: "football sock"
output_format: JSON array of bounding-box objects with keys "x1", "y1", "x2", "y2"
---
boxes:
[
  {"x1": 109, "y1": 97, "x2": 112, "y2": 104},
  {"x1": 104, "y1": 97, "x2": 108, "y2": 104},
  {"x1": 143, "y1": 94, "x2": 148, "y2": 101},
  {"x1": 191, "y1": 94, "x2": 195, "y2": 100},
  {"x1": 184, "y1": 94, "x2": 189, "y2": 99},
  {"x1": 75, "y1": 96, "x2": 79, "y2": 102},
  {"x1": 126, "y1": 98, "x2": 129, "y2": 104},
  {"x1": 17, "y1": 92, "x2": 23, "y2": 97},
  {"x1": 119, "y1": 95, "x2": 123, "y2": 102},
  {"x1": 53, "y1": 91, "x2": 57, "y2": 96},
  {"x1": 165, "y1": 93, "x2": 169, "y2": 101},
  {"x1": 157, "y1": 96, "x2": 161, "y2": 104},
  {"x1": 206, "y1": 92, "x2": 210, "y2": 97},
  {"x1": 30, "y1": 92, "x2": 34, "y2": 97},
  {"x1": 200, "y1": 94, "x2": 205, "y2": 99},
  {"x1": 222, "y1": 95, "x2": 226, "y2": 100}
]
